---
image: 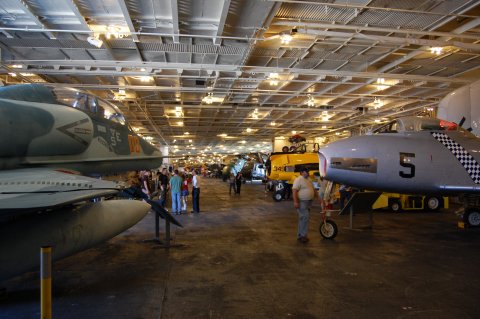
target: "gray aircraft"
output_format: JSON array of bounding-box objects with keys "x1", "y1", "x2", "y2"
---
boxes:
[
  {"x1": 318, "y1": 116, "x2": 480, "y2": 226},
  {"x1": 0, "y1": 84, "x2": 163, "y2": 281}
]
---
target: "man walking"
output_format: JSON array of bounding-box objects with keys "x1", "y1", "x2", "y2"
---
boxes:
[
  {"x1": 292, "y1": 167, "x2": 315, "y2": 243},
  {"x1": 191, "y1": 170, "x2": 200, "y2": 213}
]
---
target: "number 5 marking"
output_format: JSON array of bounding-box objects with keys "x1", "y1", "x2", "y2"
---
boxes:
[{"x1": 399, "y1": 152, "x2": 415, "y2": 178}]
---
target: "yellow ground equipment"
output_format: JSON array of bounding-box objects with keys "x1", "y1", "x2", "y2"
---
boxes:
[
  {"x1": 373, "y1": 193, "x2": 448, "y2": 212},
  {"x1": 265, "y1": 152, "x2": 319, "y2": 201}
]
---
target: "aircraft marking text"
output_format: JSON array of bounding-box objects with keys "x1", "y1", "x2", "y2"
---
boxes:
[
  {"x1": 128, "y1": 135, "x2": 141, "y2": 154},
  {"x1": 399, "y1": 152, "x2": 415, "y2": 178}
]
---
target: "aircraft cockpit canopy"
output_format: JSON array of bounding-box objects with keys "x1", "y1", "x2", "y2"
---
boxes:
[
  {"x1": 52, "y1": 88, "x2": 126, "y2": 125},
  {"x1": 374, "y1": 116, "x2": 473, "y2": 136}
]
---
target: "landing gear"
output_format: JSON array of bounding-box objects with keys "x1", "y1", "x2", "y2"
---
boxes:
[
  {"x1": 319, "y1": 219, "x2": 338, "y2": 239},
  {"x1": 463, "y1": 208, "x2": 480, "y2": 227},
  {"x1": 272, "y1": 181, "x2": 291, "y2": 202},
  {"x1": 273, "y1": 191, "x2": 283, "y2": 202},
  {"x1": 425, "y1": 196, "x2": 441, "y2": 211},
  {"x1": 389, "y1": 200, "x2": 401, "y2": 212},
  {"x1": 461, "y1": 195, "x2": 480, "y2": 227}
]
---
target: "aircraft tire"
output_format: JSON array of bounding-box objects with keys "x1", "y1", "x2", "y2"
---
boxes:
[
  {"x1": 273, "y1": 191, "x2": 283, "y2": 202},
  {"x1": 463, "y1": 209, "x2": 480, "y2": 227},
  {"x1": 319, "y1": 220, "x2": 338, "y2": 239},
  {"x1": 389, "y1": 200, "x2": 401, "y2": 212},
  {"x1": 425, "y1": 196, "x2": 441, "y2": 211}
]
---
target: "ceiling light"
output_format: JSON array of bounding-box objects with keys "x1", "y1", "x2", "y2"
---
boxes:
[
  {"x1": 8, "y1": 72, "x2": 17, "y2": 77},
  {"x1": 203, "y1": 93, "x2": 214, "y2": 104},
  {"x1": 292, "y1": 130, "x2": 297, "y2": 134},
  {"x1": 430, "y1": 47, "x2": 443, "y2": 55},
  {"x1": 10, "y1": 64, "x2": 22, "y2": 69},
  {"x1": 184, "y1": 132, "x2": 190, "y2": 135},
  {"x1": 189, "y1": 139, "x2": 192, "y2": 143},
  {"x1": 218, "y1": 133, "x2": 228, "y2": 137},
  {"x1": 280, "y1": 34, "x2": 292, "y2": 44},
  {"x1": 269, "y1": 73, "x2": 279, "y2": 86},
  {"x1": 270, "y1": 121, "x2": 276, "y2": 126},
  {"x1": 307, "y1": 94, "x2": 315, "y2": 107},
  {"x1": 373, "y1": 98, "x2": 383, "y2": 109},
  {"x1": 377, "y1": 78, "x2": 385, "y2": 84},
  {"x1": 246, "y1": 128, "x2": 252, "y2": 133},
  {"x1": 177, "y1": 121, "x2": 184, "y2": 126},
  {"x1": 87, "y1": 36, "x2": 103, "y2": 48},
  {"x1": 138, "y1": 76, "x2": 153, "y2": 82}
]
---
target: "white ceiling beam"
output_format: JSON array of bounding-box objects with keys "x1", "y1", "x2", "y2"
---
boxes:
[
  {"x1": 1, "y1": 30, "x2": 13, "y2": 38},
  {"x1": 13, "y1": 0, "x2": 56, "y2": 39},
  {"x1": 63, "y1": 0, "x2": 91, "y2": 32},
  {"x1": 296, "y1": 28, "x2": 480, "y2": 52},
  {"x1": 272, "y1": 20, "x2": 480, "y2": 41},
  {"x1": 214, "y1": 0, "x2": 231, "y2": 45},
  {"x1": 116, "y1": 0, "x2": 139, "y2": 43},
  {"x1": 8, "y1": 60, "x2": 470, "y2": 84},
  {"x1": 264, "y1": 0, "x2": 478, "y2": 19},
  {"x1": 170, "y1": 0, "x2": 180, "y2": 43}
]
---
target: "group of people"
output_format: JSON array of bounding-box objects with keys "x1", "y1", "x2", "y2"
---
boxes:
[
  {"x1": 126, "y1": 167, "x2": 201, "y2": 215},
  {"x1": 168, "y1": 169, "x2": 201, "y2": 215},
  {"x1": 228, "y1": 172, "x2": 244, "y2": 195}
]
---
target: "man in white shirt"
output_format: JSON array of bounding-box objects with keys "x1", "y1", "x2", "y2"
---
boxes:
[
  {"x1": 292, "y1": 167, "x2": 315, "y2": 243},
  {"x1": 191, "y1": 170, "x2": 200, "y2": 213}
]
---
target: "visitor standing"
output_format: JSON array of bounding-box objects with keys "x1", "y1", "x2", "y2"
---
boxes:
[
  {"x1": 191, "y1": 170, "x2": 200, "y2": 213},
  {"x1": 169, "y1": 170, "x2": 182, "y2": 215},
  {"x1": 292, "y1": 167, "x2": 315, "y2": 243}
]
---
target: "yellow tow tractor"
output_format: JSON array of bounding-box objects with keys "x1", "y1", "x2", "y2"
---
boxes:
[
  {"x1": 373, "y1": 193, "x2": 449, "y2": 212},
  {"x1": 265, "y1": 151, "x2": 319, "y2": 202}
]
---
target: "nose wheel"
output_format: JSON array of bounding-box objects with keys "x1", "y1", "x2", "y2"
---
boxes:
[{"x1": 319, "y1": 219, "x2": 338, "y2": 239}]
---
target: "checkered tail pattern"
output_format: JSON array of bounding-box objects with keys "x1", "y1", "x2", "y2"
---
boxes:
[{"x1": 431, "y1": 132, "x2": 480, "y2": 184}]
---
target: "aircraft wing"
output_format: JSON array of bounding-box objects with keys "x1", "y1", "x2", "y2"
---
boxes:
[{"x1": 0, "y1": 168, "x2": 122, "y2": 213}]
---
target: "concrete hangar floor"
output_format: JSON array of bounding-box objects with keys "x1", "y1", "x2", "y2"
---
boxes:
[{"x1": 1, "y1": 178, "x2": 480, "y2": 318}]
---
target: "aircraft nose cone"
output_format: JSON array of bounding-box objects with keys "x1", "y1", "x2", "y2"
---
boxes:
[{"x1": 101, "y1": 200, "x2": 151, "y2": 228}]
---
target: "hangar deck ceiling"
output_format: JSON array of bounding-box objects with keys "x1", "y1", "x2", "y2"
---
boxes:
[{"x1": 1, "y1": 0, "x2": 480, "y2": 155}]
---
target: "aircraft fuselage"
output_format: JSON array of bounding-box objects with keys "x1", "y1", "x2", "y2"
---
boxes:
[
  {"x1": 0, "y1": 85, "x2": 162, "y2": 174},
  {"x1": 319, "y1": 130, "x2": 480, "y2": 195}
]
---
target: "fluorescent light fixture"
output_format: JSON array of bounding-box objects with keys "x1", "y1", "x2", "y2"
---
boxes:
[
  {"x1": 203, "y1": 93, "x2": 214, "y2": 104},
  {"x1": 87, "y1": 36, "x2": 103, "y2": 48},
  {"x1": 280, "y1": 34, "x2": 292, "y2": 44},
  {"x1": 430, "y1": 47, "x2": 443, "y2": 55},
  {"x1": 307, "y1": 94, "x2": 315, "y2": 107}
]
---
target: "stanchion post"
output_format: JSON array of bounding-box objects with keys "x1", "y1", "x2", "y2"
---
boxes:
[
  {"x1": 349, "y1": 205, "x2": 354, "y2": 229},
  {"x1": 155, "y1": 209, "x2": 160, "y2": 241},
  {"x1": 41, "y1": 246, "x2": 52, "y2": 319}
]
